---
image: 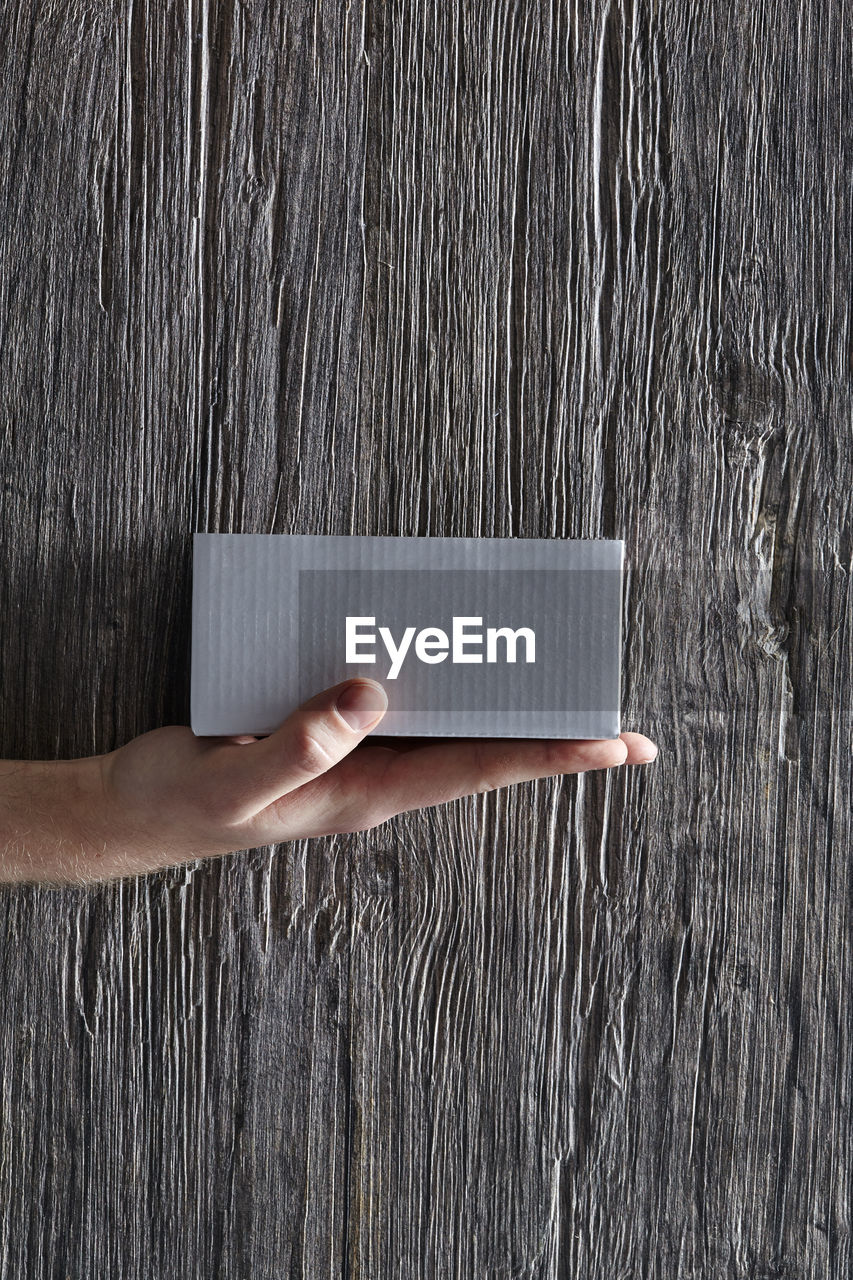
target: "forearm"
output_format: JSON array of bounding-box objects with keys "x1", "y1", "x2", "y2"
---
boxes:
[
  {"x1": 0, "y1": 755, "x2": 116, "y2": 886},
  {"x1": 0, "y1": 749, "x2": 248, "y2": 886}
]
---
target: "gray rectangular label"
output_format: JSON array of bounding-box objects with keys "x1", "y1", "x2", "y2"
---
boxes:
[{"x1": 297, "y1": 569, "x2": 621, "y2": 714}]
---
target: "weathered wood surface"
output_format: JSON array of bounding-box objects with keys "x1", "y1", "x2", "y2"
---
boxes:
[{"x1": 1, "y1": 0, "x2": 851, "y2": 1275}]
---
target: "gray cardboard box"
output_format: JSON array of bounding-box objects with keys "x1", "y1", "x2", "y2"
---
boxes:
[{"x1": 190, "y1": 534, "x2": 624, "y2": 739}]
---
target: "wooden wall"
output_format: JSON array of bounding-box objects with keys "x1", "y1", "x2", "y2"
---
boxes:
[{"x1": 0, "y1": 1, "x2": 850, "y2": 1274}]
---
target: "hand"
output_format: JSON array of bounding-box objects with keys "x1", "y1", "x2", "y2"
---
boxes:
[{"x1": 1, "y1": 678, "x2": 658, "y2": 885}]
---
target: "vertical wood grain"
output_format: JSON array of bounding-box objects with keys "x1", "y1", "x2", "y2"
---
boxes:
[{"x1": 0, "y1": 0, "x2": 850, "y2": 1275}]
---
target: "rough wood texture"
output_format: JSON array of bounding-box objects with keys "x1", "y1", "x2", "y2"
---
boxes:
[{"x1": 1, "y1": 1, "x2": 851, "y2": 1275}]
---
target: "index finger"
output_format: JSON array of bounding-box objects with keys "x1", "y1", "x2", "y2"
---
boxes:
[{"x1": 366, "y1": 730, "x2": 658, "y2": 819}]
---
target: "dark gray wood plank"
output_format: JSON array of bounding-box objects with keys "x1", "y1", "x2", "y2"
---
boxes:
[{"x1": 0, "y1": 0, "x2": 850, "y2": 1275}]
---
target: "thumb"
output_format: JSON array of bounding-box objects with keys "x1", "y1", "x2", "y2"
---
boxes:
[{"x1": 214, "y1": 677, "x2": 389, "y2": 820}]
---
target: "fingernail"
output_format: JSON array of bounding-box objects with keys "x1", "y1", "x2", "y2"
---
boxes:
[
  {"x1": 336, "y1": 680, "x2": 388, "y2": 731},
  {"x1": 637, "y1": 742, "x2": 659, "y2": 763}
]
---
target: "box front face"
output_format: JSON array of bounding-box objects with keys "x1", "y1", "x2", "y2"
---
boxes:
[{"x1": 191, "y1": 535, "x2": 623, "y2": 739}]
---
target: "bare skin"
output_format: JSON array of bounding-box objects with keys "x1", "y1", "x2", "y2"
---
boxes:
[{"x1": 0, "y1": 678, "x2": 658, "y2": 886}]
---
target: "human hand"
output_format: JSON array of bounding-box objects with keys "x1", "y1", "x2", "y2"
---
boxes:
[{"x1": 1, "y1": 678, "x2": 658, "y2": 885}]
